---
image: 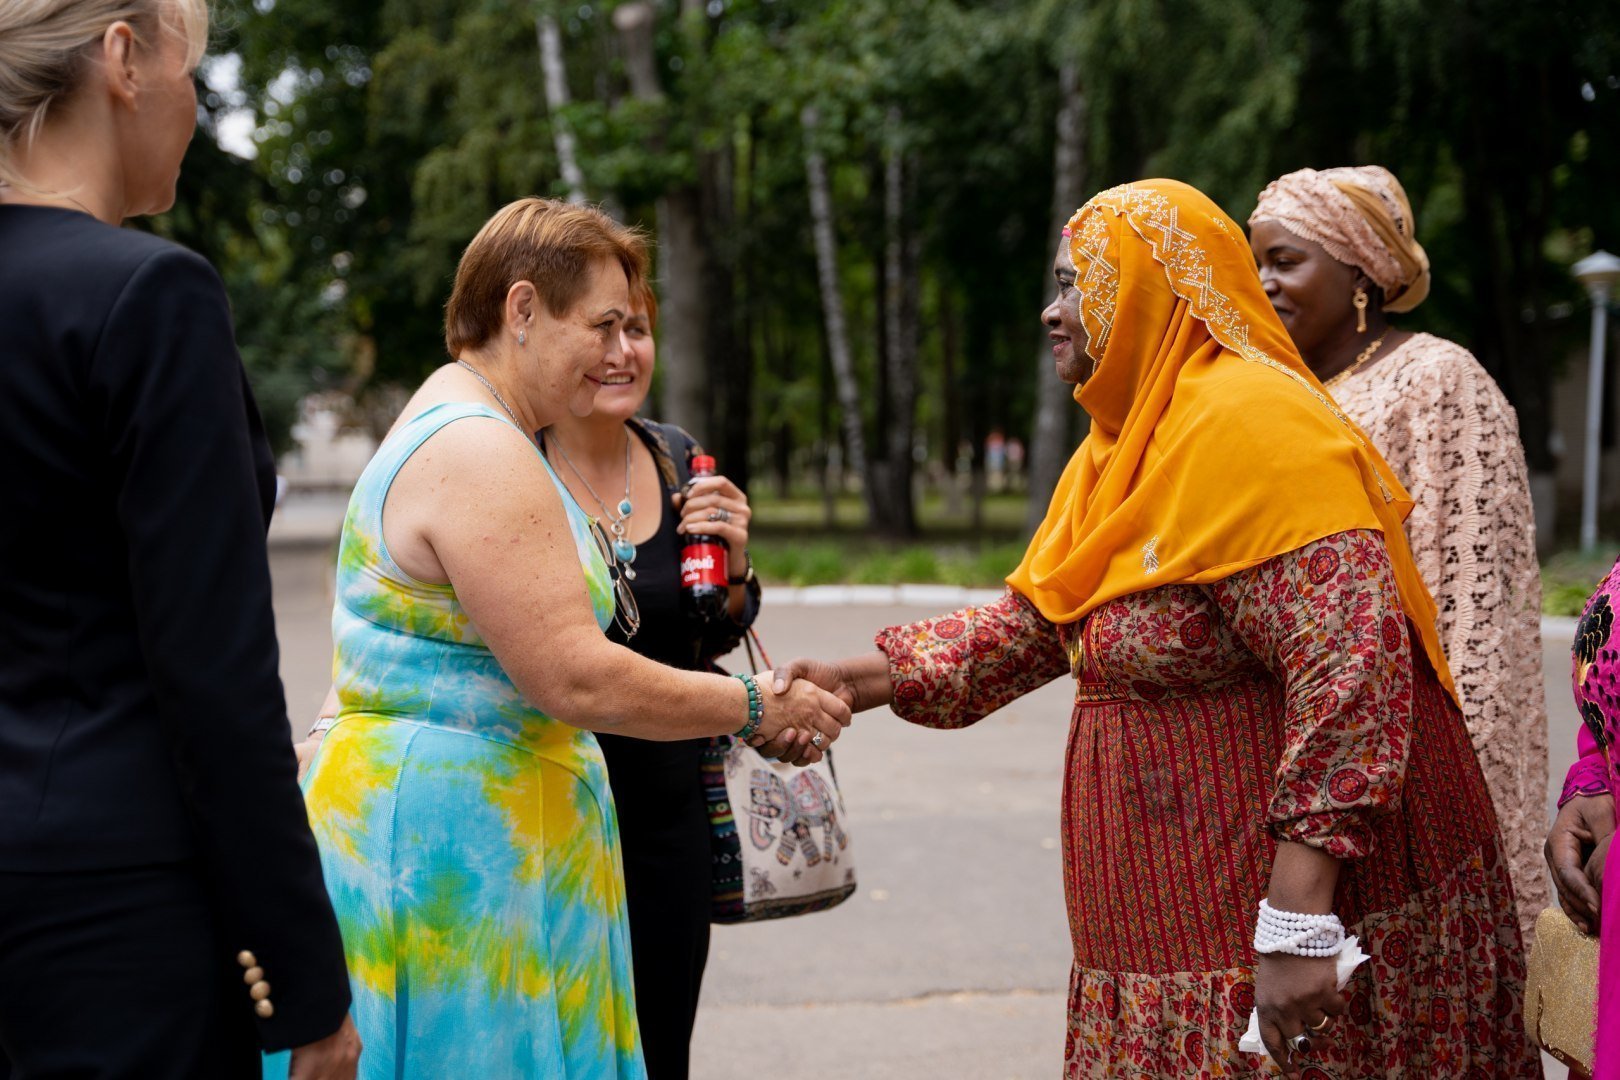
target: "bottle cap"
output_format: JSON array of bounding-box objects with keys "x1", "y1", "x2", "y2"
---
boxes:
[{"x1": 691, "y1": 455, "x2": 717, "y2": 475}]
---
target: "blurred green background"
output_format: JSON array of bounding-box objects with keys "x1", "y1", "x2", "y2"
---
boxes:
[{"x1": 157, "y1": 0, "x2": 1620, "y2": 593}]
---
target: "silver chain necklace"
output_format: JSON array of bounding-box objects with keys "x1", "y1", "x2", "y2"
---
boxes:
[
  {"x1": 455, "y1": 360, "x2": 523, "y2": 429},
  {"x1": 455, "y1": 361, "x2": 639, "y2": 596},
  {"x1": 456, "y1": 360, "x2": 637, "y2": 577},
  {"x1": 547, "y1": 431, "x2": 638, "y2": 568}
]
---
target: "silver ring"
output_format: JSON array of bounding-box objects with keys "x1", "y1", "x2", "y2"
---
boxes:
[
  {"x1": 1287, "y1": 1032, "x2": 1312, "y2": 1060},
  {"x1": 811, "y1": 732, "x2": 825, "y2": 748},
  {"x1": 707, "y1": 507, "x2": 732, "y2": 523}
]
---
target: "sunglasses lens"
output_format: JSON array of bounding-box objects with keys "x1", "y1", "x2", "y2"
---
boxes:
[
  {"x1": 590, "y1": 519, "x2": 640, "y2": 640},
  {"x1": 616, "y1": 578, "x2": 640, "y2": 638}
]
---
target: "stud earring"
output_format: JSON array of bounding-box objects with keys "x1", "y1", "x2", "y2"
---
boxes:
[
  {"x1": 518, "y1": 330, "x2": 527, "y2": 346},
  {"x1": 1353, "y1": 287, "x2": 1369, "y2": 334}
]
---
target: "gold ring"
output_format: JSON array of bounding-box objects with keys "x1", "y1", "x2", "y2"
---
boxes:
[{"x1": 1309, "y1": 1015, "x2": 1330, "y2": 1032}]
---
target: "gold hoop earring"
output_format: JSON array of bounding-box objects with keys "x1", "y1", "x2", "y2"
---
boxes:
[{"x1": 1353, "y1": 288, "x2": 1369, "y2": 334}]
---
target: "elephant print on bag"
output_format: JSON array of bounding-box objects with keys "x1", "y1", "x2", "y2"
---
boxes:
[{"x1": 747, "y1": 767, "x2": 849, "y2": 867}]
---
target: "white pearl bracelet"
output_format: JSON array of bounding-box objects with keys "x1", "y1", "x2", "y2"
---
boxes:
[{"x1": 1253, "y1": 898, "x2": 1346, "y2": 957}]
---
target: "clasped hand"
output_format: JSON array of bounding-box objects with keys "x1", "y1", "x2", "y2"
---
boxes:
[
  {"x1": 1255, "y1": 953, "x2": 1346, "y2": 1079},
  {"x1": 1546, "y1": 793, "x2": 1615, "y2": 934}
]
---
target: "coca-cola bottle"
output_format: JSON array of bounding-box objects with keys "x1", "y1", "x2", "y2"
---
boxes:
[{"x1": 681, "y1": 455, "x2": 730, "y2": 624}]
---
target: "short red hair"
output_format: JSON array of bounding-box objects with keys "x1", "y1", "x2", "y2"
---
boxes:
[{"x1": 444, "y1": 197, "x2": 647, "y2": 356}]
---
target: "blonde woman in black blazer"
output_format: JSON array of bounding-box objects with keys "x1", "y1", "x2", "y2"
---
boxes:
[{"x1": 0, "y1": 2, "x2": 356, "y2": 1076}]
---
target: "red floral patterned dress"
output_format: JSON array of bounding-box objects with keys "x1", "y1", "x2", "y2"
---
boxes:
[{"x1": 876, "y1": 530, "x2": 1535, "y2": 1078}]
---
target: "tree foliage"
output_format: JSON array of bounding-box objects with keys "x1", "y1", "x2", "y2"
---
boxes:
[
  {"x1": 1074, "y1": 0, "x2": 1620, "y2": 471},
  {"x1": 189, "y1": 0, "x2": 1619, "y2": 526}
]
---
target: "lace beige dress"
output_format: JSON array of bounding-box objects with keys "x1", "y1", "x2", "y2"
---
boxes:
[{"x1": 1330, "y1": 332, "x2": 1548, "y2": 939}]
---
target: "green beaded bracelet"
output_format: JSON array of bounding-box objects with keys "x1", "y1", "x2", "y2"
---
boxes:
[{"x1": 733, "y1": 672, "x2": 763, "y2": 740}]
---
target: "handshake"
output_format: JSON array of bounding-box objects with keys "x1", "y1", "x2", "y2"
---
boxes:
[
  {"x1": 296, "y1": 653, "x2": 895, "y2": 780},
  {"x1": 749, "y1": 652, "x2": 890, "y2": 767}
]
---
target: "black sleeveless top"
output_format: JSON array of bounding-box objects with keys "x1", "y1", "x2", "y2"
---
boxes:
[
  {"x1": 584, "y1": 419, "x2": 759, "y2": 1077},
  {"x1": 574, "y1": 416, "x2": 760, "y2": 778}
]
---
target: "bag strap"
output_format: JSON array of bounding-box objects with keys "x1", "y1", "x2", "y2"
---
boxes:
[
  {"x1": 629, "y1": 416, "x2": 697, "y2": 493},
  {"x1": 669, "y1": 426, "x2": 695, "y2": 489},
  {"x1": 743, "y1": 628, "x2": 773, "y2": 675}
]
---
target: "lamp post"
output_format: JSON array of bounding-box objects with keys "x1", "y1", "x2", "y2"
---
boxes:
[{"x1": 1575, "y1": 251, "x2": 1620, "y2": 552}]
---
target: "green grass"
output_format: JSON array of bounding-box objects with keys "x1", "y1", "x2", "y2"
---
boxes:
[
  {"x1": 740, "y1": 487, "x2": 1032, "y2": 587},
  {"x1": 750, "y1": 538, "x2": 1028, "y2": 588},
  {"x1": 749, "y1": 487, "x2": 1620, "y2": 606},
  {"x1": 741, "y1": 488, "x2": 1620, "y2": 612},
  {"x1": 747, "y1": 490, "x2": 1032, "y2": 538},
  {"x1": 1542, "y1": 544, "x2": 1620, "y2": 616},
  {"x1": 749, "y1": 489, "x2": 1620, "y2": 608}
]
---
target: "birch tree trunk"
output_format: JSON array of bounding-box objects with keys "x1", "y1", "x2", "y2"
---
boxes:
[
  {"x1": 657, "y1": 190, "x2": 713, "y2": 440},
  {"x1": 940, "y1": 286, "x2": 964, "y2": 517},
  {"x1": 613, "y1": 0, "x2": 660, "y2": 99},
  {"x1": 1025, "y1": 60, "x2": 1088, "y2": 536},
  {"x1": 613, "y1": 0, "x2": 710, "y2": 441},
  {"x1": 713, "y1": 116, "x2": 756, "y2": 491},
  {"x1": 820, "y1": 339, "x2": 838, "y2": 528},
  {"x1": 536, "y1": 12, "x2": 586, "y2": 206},
  {"x1": 876, "y1": 105, "x2": 918, "y2": 537},
  {"x1": 802, "y1": 105, "x2": 871, "y2": 514}
]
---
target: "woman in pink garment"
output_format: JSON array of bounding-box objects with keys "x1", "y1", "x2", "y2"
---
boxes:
[{"x1": 1547, "y1": 562, "x2": 1620, "y2": 1077}]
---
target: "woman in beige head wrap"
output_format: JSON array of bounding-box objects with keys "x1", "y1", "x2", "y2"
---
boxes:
[{"x1": 1250, "y1": 166, "x2": 1549, "y2": 943}]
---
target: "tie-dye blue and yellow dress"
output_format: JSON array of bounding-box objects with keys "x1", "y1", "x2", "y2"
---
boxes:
[{"x1": 274, "y1": 401, "x2": 644, "y2": 1079}]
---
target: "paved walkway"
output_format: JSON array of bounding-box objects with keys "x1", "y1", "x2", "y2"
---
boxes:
[{"x1": 270, "y1": 544, "x2": 1572, "y2": 1079}]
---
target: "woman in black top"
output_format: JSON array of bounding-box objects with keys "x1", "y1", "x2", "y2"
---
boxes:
[
  {"x1": 0, "y1": 1, "x2": 356, "y2": 1077},
  {"x1": 541, "y1": 282, "x2": 760, "y2": 1080}
]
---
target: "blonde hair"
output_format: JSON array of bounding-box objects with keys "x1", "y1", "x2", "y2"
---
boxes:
[
  {"x1": 445, "y1": 198, "x2": 648, "y2": 356},
  {"x1": 631, "y1": 278, "x2": 658, "y2": 330},
  {"x1": 0, "y1": 0, "x2": 208, "y2": 189}
]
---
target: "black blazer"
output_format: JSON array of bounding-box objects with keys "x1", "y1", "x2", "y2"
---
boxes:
[{"x1": 0, "y1": 206, "x2": 350, "y2": 1049}]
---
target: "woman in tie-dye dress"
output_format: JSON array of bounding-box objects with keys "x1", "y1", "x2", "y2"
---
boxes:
[{"x1": 271, "y1": 199, "x2": 850, "y2": 1080}]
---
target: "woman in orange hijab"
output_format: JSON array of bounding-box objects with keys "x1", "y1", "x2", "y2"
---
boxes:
[{"x1": 774, "y1": 179, "x2": 1536, "y2": 1077}]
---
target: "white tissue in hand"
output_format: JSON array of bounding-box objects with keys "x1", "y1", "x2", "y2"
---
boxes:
[{"x1": 1237, "y1": 937, "x2": 1369, "y2": 1059}]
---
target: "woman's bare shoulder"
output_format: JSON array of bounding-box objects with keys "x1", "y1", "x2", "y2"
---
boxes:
[
  {"x1": 381, "y1": 366, "x2": 475, "y2": 440},
  {"x1": 382, "y1": 385, "x2": 563, "y2": 580}
]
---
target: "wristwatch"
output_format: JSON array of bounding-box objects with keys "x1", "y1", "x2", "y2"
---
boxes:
[{"x1": 728, "y1": 550, "x2": 754, "y2": 587}]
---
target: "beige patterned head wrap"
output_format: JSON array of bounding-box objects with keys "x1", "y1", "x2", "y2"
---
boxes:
[{"x1": 1250, "y1": 166, "x2": 1431, "y2": 313}]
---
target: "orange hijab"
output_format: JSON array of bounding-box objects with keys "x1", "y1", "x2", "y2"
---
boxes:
[{"x1": 1007, "y1": 179, "x2": 1456, "y2": 701}]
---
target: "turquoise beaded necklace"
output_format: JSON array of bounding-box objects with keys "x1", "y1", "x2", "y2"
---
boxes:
[{"x1": 547, "y1": 429, "x2": 639, "y2": 576}]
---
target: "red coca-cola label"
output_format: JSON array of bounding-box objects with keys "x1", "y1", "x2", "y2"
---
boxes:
[{"x1": 680, "y1": 542, "x2": 729, "y2": 588}]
